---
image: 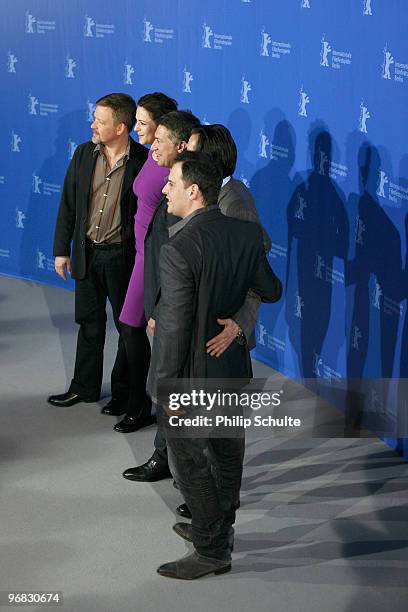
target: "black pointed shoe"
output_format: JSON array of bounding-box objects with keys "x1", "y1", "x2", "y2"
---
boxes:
[
  {"x1": 176, "y1": 503, "x2": 192, "y2": 519},
  {"x1": 100, "y1": 397, "x2": 127, "y2": 416},
  {"x1": 122, "y1": 457, "x2": 172, "y2": 481},
  {"x1": 157, "y1": 551, "x2": 231, "y2": 580},
  {"x1": 114, "y1": 414, "x2": 156, "y2": 433},
  {"x1": 172, "y1": 522, "x2": 193, "y2": 542},
  {"x1": 47, "y1": 392, "x2": 83, "y2": 407}
]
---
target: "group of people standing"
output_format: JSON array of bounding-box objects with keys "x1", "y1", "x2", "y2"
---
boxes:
[{"x1": 48, "y1": 92, "x2": 282, "y2": 579}]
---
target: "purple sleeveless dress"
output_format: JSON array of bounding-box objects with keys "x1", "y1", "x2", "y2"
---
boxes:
[{"x1": 119, "y1": 149, "x2": 168, "y2": 327}]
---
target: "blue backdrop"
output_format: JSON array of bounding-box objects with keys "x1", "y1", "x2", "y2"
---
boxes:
[{"x1": 1, "y1": 0, "x2": 407, "y2": 454}]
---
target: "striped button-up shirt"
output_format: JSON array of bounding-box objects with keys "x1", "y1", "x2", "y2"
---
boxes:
[{"x1": 87, "y1": 141, "x2": 130, "y2": 243}]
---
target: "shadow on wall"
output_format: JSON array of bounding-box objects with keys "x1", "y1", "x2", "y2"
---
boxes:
[
  {"x1": 250, "y1": 110, "x2": 301, "y2": 370},
  {"x1": 345, "y1": 143, "x2": 402, "y2": 437},
  {"x1": 228, "y1": 107, "x2": 255, "y2": 185},
  {"x1": 285, "y1": 121, "x2": 349, "y2": 379},
  {"x1": 18, "y1": 110, "x2": 86, "y2": 289}
]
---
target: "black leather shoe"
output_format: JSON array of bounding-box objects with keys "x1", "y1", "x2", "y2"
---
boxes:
[
  {"x1": 176, "y1": 503, "x2": 192, "y2": 519},
  {"x1": 114, "y1": 414, "x2": 156, "y2": 433},
  {"x1": 173, "y1": 522, "x2": 193, "y2": 542},
  {"x1": 100, "y1": 398, "x2": 127, "y2": 416},
  {"x1": 123, "y1": 457, "x2": 172, "y2": 482},
  {"x1": 47, "y1": 392, "x2": 83, "y2": 407},
  {"x1": 157, "y1": 551, "x2": 231, "y2": 580}
]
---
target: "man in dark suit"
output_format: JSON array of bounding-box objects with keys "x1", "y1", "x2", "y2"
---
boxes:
[
  {"x1": 151, "y1": 151, "x2": 281, "y2": 579},
  {"x1": 48, "y1": 93, "x2": 147, "y2": 410},
  {"x1": 123, "y1": 123, "x2": 271, "y2": 493}
]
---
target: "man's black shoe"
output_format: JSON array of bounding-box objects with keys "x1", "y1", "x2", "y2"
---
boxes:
[
  {"x1": 173, "y1": 522, "x2": 193, "y2": 542},
  {"x1": 100, "y1": 398, "x2": 127, "y2": 416},
  {"x1": 123, "y1": 457, "x2": 172, "y2": 482},
  {"x1": 157, "y1": 551, "x2": 231, "y2": 580},
  {"x1": 114, "y1": 414, "x2": 156, "y2": 433},
  {"x1": 176, "y1": 503, "x2": 192, "y2": 519},
  {"x1": 47, "y1": 392, "x2": 83, "y2": 407}
]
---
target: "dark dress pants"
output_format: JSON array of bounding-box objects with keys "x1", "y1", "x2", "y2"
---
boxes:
[
  {"x1": 167, "y1": 435, "x2": 245, "y2": 561},
  {"x1": 153, "y1": 422, "x2": 168, "y2": 462},
  {"x1": 120, "y1": 323, "x2": 152, "y2": 418},
  {"x1": 68, "y1": 245, "x2": 129, "y2": 402}
]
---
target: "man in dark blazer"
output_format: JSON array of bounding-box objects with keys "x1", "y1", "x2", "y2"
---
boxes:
[
  {"x1": 123, "y1": 123, "x2": 272, "y2": 491},
  {"x1": 48, "y1": 93, "x2": 147, "y2": 410},
  {"x1": 151, "y1": 151, "x2": 282, "y2": 579}
]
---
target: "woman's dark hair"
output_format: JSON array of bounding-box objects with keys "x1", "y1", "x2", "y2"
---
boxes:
[{"x1": 137, "y1": 92, "x2": 178, "y2": 122}]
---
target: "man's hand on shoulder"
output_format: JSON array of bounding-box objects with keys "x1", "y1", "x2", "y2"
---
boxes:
[
  {"x1": 206, "y1": 318, "x2": 240, "y2": 357},
  {"x1": 54, "y1": 256, "x2": 71, "y2": 280}
]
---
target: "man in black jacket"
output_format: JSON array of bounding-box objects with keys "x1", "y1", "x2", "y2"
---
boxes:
[
  {"x1": 123, "y1": 122, "x2": 271, "y2": 488},
  {"x1": 152, "y1": 151, "x2": 282, "y2": 579},
  {"x1": 48, "y1": 93, "x2": 147, "y2": 410}
]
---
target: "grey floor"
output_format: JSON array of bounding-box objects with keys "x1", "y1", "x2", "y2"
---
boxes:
[{"x1": 1, "y1": 276, "x2": 408, "y2": 612}]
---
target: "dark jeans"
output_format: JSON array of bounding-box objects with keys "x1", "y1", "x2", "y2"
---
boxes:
[
  {"x1": 167, "y1": 435, "x2": 245, "y2": 561},
  {"x1": 120, "y1": 323, "x2": 152, "y2": 418},
  {"x1": 69, "y1": 245, "x2": 129, "y2": 402},
  {"x1": 153, "y1": 423, "x2": 168, "y2": 462}
]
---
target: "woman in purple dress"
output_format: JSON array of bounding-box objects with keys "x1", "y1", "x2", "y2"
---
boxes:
[{"x1": 115, "y1": 93, "x2": 177, "y2": 432}]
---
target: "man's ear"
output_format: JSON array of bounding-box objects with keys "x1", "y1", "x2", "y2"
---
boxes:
[
  {"x1": 189, "y1": 183, "x2": 199, "y2": 200},
  {"x1": 116, "y1": 122, "x2": 127, "y2": 136},
  {"x1": 178, "y1": 140, "x2": 188, "y2": 153}
]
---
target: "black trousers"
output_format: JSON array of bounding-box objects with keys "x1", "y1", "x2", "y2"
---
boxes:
[
  {"x1": 153, "y1": 422, "x2": 168, "y2": 462},
  {"x1": 68, "y1": 245, "x2": 129, "y2": 402},
  {"x1": 167, "y1": 435, "x2": 245, "y2": 561},
  {"x1": 120, "y1": 323, "x2": 152, "y2": 418}
]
